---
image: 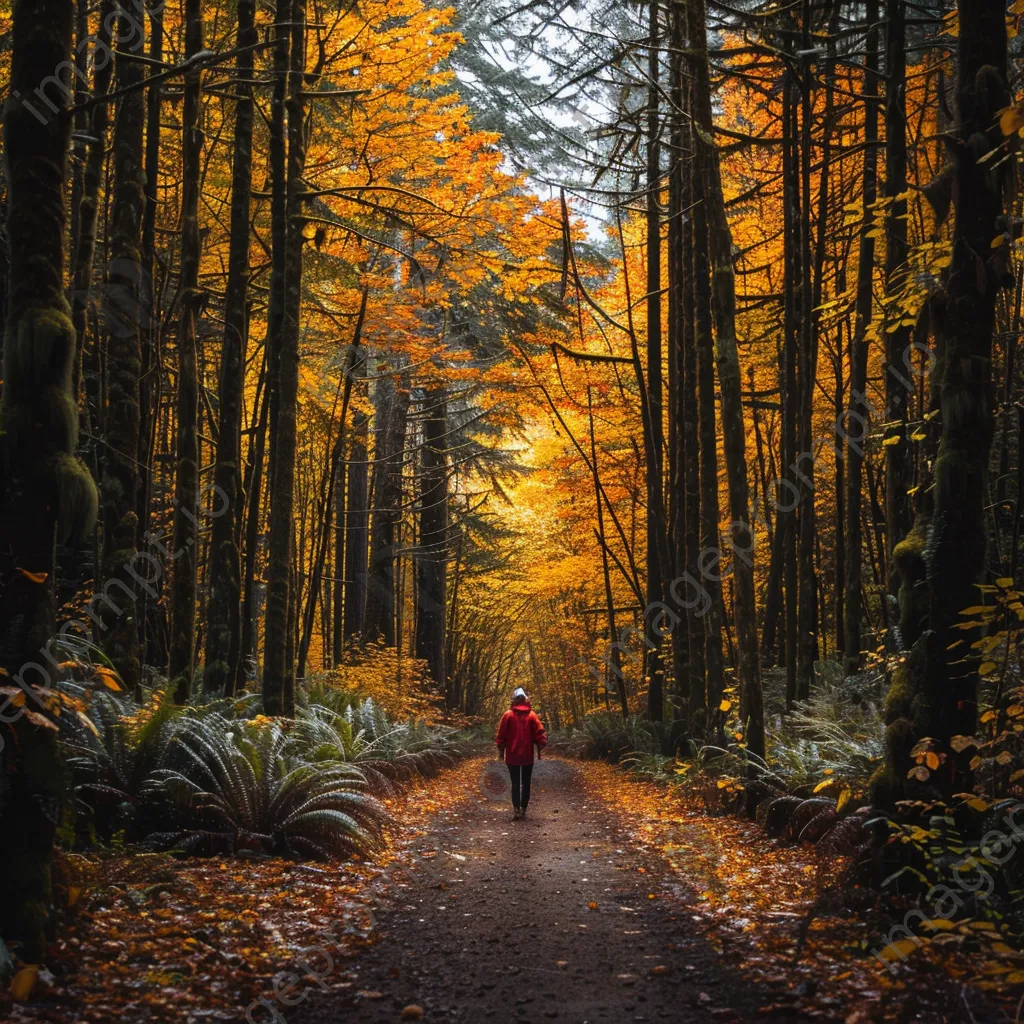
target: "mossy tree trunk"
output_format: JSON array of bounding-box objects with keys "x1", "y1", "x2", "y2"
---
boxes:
[
  {"x1": 877, "y1": 0, "x2": 1009, "y2": 805},
  {"x1": 205, "y1": 0, "x2": 256, "y2": 696},
  {"x1": 0, "y1": 0, "x2": 98, "y2": 959},
  {"x1": 99, "y1": 16, "x2": 146, "y2": 691}
]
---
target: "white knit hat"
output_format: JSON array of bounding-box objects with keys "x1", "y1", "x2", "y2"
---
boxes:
[{"x1": 512, "y1": 687, "x2": 528, "y2": 700}]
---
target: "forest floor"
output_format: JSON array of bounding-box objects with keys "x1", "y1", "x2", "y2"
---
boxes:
[
  {"x1": 287, "y1": 758, "x2": 996, "y2": 1024},
  {"x1": 5, "y1": 757, "x2": 1009, "y2": 1023}
]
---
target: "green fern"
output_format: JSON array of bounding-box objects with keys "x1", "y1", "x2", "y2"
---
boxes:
[{"x1": 140, "y1": 714, "x2": 387, "y2": 859}]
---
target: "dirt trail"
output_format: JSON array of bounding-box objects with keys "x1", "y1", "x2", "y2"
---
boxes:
[{"x1": 289, "y1": 759, "x2": 806, "y2": 1024}]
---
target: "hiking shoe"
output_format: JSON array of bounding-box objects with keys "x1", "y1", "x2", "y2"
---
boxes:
[{"x1": 512, "y1": 807, "x2": 522, "y2": 820}]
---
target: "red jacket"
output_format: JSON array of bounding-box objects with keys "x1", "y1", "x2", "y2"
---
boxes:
[{"x1": 495, "y1": 700, "x2": 547, "y2": 766}]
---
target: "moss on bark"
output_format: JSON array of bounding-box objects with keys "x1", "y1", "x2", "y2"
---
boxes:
[
  {"x1": 876, "y1": 2, "x2": 1008, "y2": 806},
  {"x1": 0, "y1": 0, "x2": 95, "y2": 959}
]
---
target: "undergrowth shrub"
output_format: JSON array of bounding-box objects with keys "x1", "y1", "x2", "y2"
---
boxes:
[
  {"x1": 55, "y1": 652, "x2": 462, "y2": 861},
  {"x1": 577, "y1": 712, "x2": 679, "y2": 761},
  {"x1": 306, "y1": 642, "x2": 443, "y2": 724},
  {"x1": 140, "y1": 714, "x2": 386, "y2": 859},
  {"x1": 571, "y1": 666, "x2": 885, "y2": 859}
]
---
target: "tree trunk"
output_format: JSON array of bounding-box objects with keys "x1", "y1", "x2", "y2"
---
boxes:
[
  {"x1": 760, "y1": 508, "x2": 785, "y2": 665},
  {"x1": 277, "y1": 0, "x2": 309, "y2": 714},
  {"x1": 877, "y1": 0, "x2": 1008, "y2": 804},
  {"x1": 0, "y1": 0, "x2": 97, "y2": 958},
  {"x1": 415, "y1": 387, "x2": 448, "y2": 691},
  {"x1": 687, "y1": 0, "x2": 724, "y2": 721},
  {"x1": 843, "y1": 2, "x2": 880, "y2": 675},
  {"x1": 204, "y1": 0, "x2": 256, "y2": 696},
  {"x1": 681, "y1": 10, "x2": 704, "y2": 730},
  {"x1": 883, "y1": 0, "x2": 913, "y2": 579},
  {"x1": 795, "y1": 5, "x2": 818, "y2": 703},
  {"x1": 364, "y1": 366, "x2": 410, "y2": 645},
  {"x1": 344, "y1": 410, "x2": 369, "y2": 642},
  {"x1": 69, "y1": 0, "x2": 113, "y2": 403},
  {"x1": 834, "y1": 332, "x2": 846, "y2": 658},
  {"x1": 262, "y1": 0, "x2": 295, "y2": 714},
  {"x1": 586, "y1": 386, "x2": 628, "y2": 716},
  {"x1": 781, "y1": 69, "x2": 800, "y2": 709},
  {"x1": 240, "y1": 361, "x2": 269, "y2": 685},
  {"x1": 136, "y1": 0, "x2": 163, "y2": 675},
  {"x1": 689, "y1": 0, "x2": 763, "y2": 759},
  {"x1": 332, "y1": 440, "x2": 346, "y2": 665},
  {"x1": 298, "y1": 315, "x2": 364, "y2": 679},
  {"x1": 666, "y1": 0, "x2": 689, "y2": 725},
  {"x1": 168, "y1": 0, "x2": 204, "y2": 702},
  {"x1": 99, "y1": 21, "x2": 146, "y2": 690},
  {"x1": 644, "y1": 0, "x2": 666, "y2": 723}
]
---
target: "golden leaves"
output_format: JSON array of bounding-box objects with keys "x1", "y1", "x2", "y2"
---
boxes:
[
  {"x1": 92, "y1": 666, "x2": 123, "y2": 692},
  {"x1": 950, "y1": 735, "x2": 978, "y2": 753},
  {"x1": 0, "y1": 686, "x2": 25, "y2": 707},
  {"x1": 878, "y1": 937, "x2": 923, "y2": 961},
  {"x1": 16, "y1": 568, "x2": 48, "y2": 584},
  {"x1": 999, "y1": 105, "x2": 1024, "y2": 137},
  {"x1": 8, "y1": 965, "x2": 39, "y2": 1001},
  {"x1": 24, "y1": 710, "x2": 58, "y2": 732}
]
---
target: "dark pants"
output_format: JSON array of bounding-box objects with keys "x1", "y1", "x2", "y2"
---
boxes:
[{"x1": 508, "y1": 764, "x2": 534, "y2": 810}]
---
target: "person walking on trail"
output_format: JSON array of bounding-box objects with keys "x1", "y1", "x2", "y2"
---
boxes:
[{"x1": 495, "y1": 687, "x2": 547, "y2": 820}]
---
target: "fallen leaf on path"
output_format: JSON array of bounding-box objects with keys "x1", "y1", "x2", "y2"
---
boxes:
[{"x1": 9, "y1": 965, "x2": 38, "y2": 1001}]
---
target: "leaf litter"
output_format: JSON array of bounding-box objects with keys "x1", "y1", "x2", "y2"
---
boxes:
[{"x1": 3, "y1": 762, "x2": 478, "y2": 1023}]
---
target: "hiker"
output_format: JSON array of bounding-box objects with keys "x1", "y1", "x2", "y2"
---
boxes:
[{"x1": 495, "y1": 687, "x2": 548, "y2": 820}]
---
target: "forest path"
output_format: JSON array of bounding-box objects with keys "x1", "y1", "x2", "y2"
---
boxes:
[{"x1": 289, "y1": 758, "x2": 805, "y2": 1024}]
